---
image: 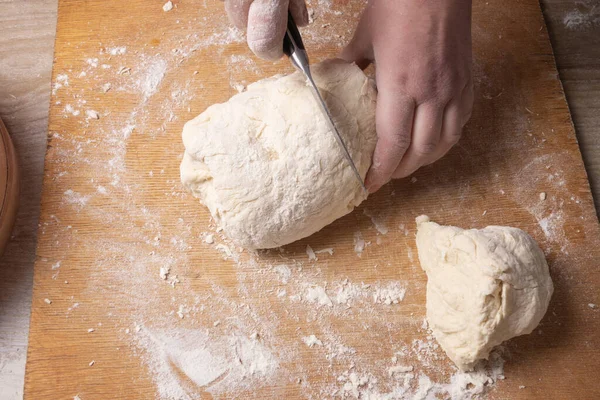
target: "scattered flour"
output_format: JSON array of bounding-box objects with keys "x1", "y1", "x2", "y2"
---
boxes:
[
  {"x1": 139, "y1": 58, "x2": 168, "y2": 100},
  {"x1": 302, "y1": 335, "x2": 323, "y2": 347},
  {"x1": 364, "y1": 209, "x2": 389, "y2": 235},
  {"x1": 563, "y1": 2, "x2": 600, "y2": 30},
  {"x1": 63, "y1": 189, "x2": 91, "y2": 210},
  {"x1": 163, "y1": 1, "x2": 174, "y2": 12},
  {"x1": 353, "y1": 231, "x2": 366, "y2": 256},
  {"x1": 136, "y1": 328, "x2": 280, "y2": 398},
  {"x1": 306, "y1": 244, "x2": 317, "y2": 261},
  {"x1": 107, "y1": 46, "x2": 127, "y2": 56},
  {"x1": 373, "y1": 283, "x2": 407, "y2": 305},
  {"x1": 305, "y1": 285, "x2": 333, "y2": 307},
  {"x1": 46, "y1": 4, "x2": 547, "y2": 399}
]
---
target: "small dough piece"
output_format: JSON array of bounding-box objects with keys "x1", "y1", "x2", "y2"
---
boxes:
[
  {"x1": 181, "y1": 59, "x2": 377, "y2": 249},
  {"x1": 415, "y1": 215, "x2": 553, "y2": 371}
]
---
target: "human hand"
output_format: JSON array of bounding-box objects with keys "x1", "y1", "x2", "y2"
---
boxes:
[
  {"x1": 224, "y1": 0, "x2": 309, "y2": 60},
  {"x1": 341, "y1": 0, "x2": 473, "y2": 193}
]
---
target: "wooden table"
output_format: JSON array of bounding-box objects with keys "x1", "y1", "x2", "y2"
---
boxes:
[{"x1": 1, "y1": 0, "x2": 599, "y2": 399}]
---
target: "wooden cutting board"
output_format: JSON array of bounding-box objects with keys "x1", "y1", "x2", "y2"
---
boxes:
[{"x1": 24, "y1": 0, "x2": 600, "y2": 399}]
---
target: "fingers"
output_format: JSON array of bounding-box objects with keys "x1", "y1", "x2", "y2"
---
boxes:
[
  {"x1": 392, "y1": 103, "x2": 443, "y2": 179},
  {"x1": 420, "y1": 100, "x2": 462, "y2": 166},
  {"x1": 224, "y1": 0, "x2": 254, "y2": 29},
  {"x1": 365, "y1": 84, "x2": 415, "y2": 193},
  {"x1": 393, "y1": 81, "x2": 472, "y2": 175},
  {"x1": 419, "y1": 81, "x2": 473, "y2": 166},
  {"x1": 289, "y1": 0, "x2": 309, "y2": 26},
  {"x1": 247, "y1": 0, "x2": 289, "y2": 60},
  {"x1": 460, "y1": 80, "x2": 474, "y2": 125},
  {"x1": 339, "y1": 12, "x2": 373, "y2": 69}
]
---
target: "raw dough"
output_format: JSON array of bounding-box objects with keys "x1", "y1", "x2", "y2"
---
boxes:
[
  {"x1": 415, "y1": 215, "x2": 553, "y2": 371},
  {"x1": 180, "y1": 59, "x2": 377, "y2": 249}
]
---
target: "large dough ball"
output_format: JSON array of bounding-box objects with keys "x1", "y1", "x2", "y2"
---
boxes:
[
  {"x1": 415, "y1": 216, "x2": 553, "y2": 371},
  {"x1": 181, "y1": 59, "x2": 377, "y2": 249}
]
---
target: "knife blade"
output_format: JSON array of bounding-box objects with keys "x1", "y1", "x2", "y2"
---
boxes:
[{"x1": 282, "y1": 12, "x2": 368, "y2": 193}]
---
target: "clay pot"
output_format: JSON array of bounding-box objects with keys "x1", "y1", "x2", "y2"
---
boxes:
[{"x1": 0, "y1": 118, "x2": 20, "y2": 256}]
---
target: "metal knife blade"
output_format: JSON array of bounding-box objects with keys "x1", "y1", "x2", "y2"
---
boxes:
[
  {"x1": 282, "y1": 12, "x2": 367, "y2": 193},
  {"x1": 304, "y1": 72, "x2": 368, "y2": 193}
]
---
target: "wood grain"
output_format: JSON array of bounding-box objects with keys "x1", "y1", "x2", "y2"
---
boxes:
[
  {"x1": 7, "y1": 0, "x2": 598, "y2": 398},
  {"x1": 541, "y1": 0, "x2": 600, "y2": 214},
  {"x1": 0, "y1": 1, "x2": 57, "y2": 398}
]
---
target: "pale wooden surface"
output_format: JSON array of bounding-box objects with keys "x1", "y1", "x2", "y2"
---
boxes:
[
  {"x1": 22, "y1": 0, "x2": 600, "y2": 399},
  {"x1": 0, "y1": 0, "x2": 599, "y2": 399},
  {"x1": 0, "y1": 1, "x2": 57, "y2": 399}
]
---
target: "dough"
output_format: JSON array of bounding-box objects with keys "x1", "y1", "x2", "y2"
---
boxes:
[
  {"x1": 180, "y1": 59, "x2": 377, "y2": 249},
  {"x1": 415, "y1": 216, "x2": 553, "y2": 371}
]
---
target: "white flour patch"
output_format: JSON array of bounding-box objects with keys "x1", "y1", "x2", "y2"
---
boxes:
[
  {"x1": 364, "y1": 208, "x2": 389, "y2": 235},
  {"x1": 136, "y1": 328, "x2": 280, "y2": 398},
  {"x1": 63, "y1": 189, "x2": 91, "y2": 210},
  {"x1": 538, "y1": 211, "x2": 565, "y2": 241},
  {"x1": 107, "y1": 46, "x2": 127, "y2": 56},
  {"x1": 353, "y1": 230, "x2": 366, "y2": 256},
  {"x1": 302, "y1": 335, "x2": 323, "y2": 347},
  {"x1": 138, "y1": 58, "x2": 167, "y2": 100},
  {"x1": 563, "y1": 1, "x2": 600, "y2": 30},
  {"x1": 373, "y1": 282, "x2": 407, "y2": 305},
  {"x1": 305, "y1": 285, "x2": 333, "y2": 307},
  {"x1": 273, "y1": 264, "x2": 292, "y2": 284}
]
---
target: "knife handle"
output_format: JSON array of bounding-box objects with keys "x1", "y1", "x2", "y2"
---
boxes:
[{"x1": 283, "y1": 11, "x2": 305, "y2": 57}]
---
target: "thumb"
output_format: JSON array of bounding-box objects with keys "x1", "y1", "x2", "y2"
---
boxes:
[
  {"x1": 224, "y1": 0, "x2": 254, "y2": 30},
  {"x1": 247, "y1": 0, "x2": 289, "y2": 61}
]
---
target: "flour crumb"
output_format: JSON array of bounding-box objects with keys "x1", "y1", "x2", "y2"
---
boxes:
[
  {"x1": 539, "y1": 192, "x2": 547, "y2": 200},
  {"x1": 89, "y1": 360, "x2": 95, "y2": 367},
  {"x1": 101, "y1": 83, "x2": 112, "y2": 93},
  {"x1": 305, "y1": 285, "x2": 333, "y2": 307},
  {"x1": 410, "y1": 176, "x2": 418, "y2": 183},
  {"x1": 364, "y1": 209, "x2": 389, "y2": 235},
  {"x1": 274, "y1": 264, "x2": 292, "y2": 284},
  {"x1": 204, "y1": 234, "x2": 214, "y2": 244},
  {"x1": 215, "y1": 243, "x2": 233, "y2": 259},
  {"x1": 168, "y1": 274, "x2": 180, "y2": 287},
  {"x1": 177, "y1": 305, "x2": 185, "y2": 319},
  {"x1": 74, "y1": 396, "x2": 81, "y2": 400},
  {"x1": 233, "y1": 83, "x2": 246, "y2": 93},
  {"x1": 373, "y1": 283, "x2": 406, "y2": 305},
  {"x1": 315, "y1": 247, "x2": 334, "y2": 256},
  {"x1": 85, "y1": 109, "x2": 100, "y2": 120},
  {"x1": 519, "y1": 385, "x2": 526, "y2": 389},
  {"x1": 353, "y1": 231, "x2": 365, "y2": 256},
  {"x1": 163, "y1": 1, "x2": 173, "y2": 12},
  {"x1": 88, "y1": 328, "x2": 95, "y2": 333},
  {"x1": 159, "y1": 267, "x2": 170, "y2": 280},
  {"x1": 302, "y1": 335, "x2": 323, "y2": 347},
  {"x1": 388, "y1": 365, "x2": 414, "y2": 376},
  {"x1": 44, "y1": 298, "x2": 52, "y2": 304},
  {"x1": 589, "y1": 303, "x2": 597, "y2": 309},
  {"x1": 306, "y1": 245, "x2": 317, "y2": 261},
  {"x1": 108, "y1": 46, "x2": 127, "y2": 56}
]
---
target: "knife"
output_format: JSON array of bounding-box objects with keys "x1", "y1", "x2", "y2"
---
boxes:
[{"x1": 282, "y1": 12, "x2": 368, "y2": 193}]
